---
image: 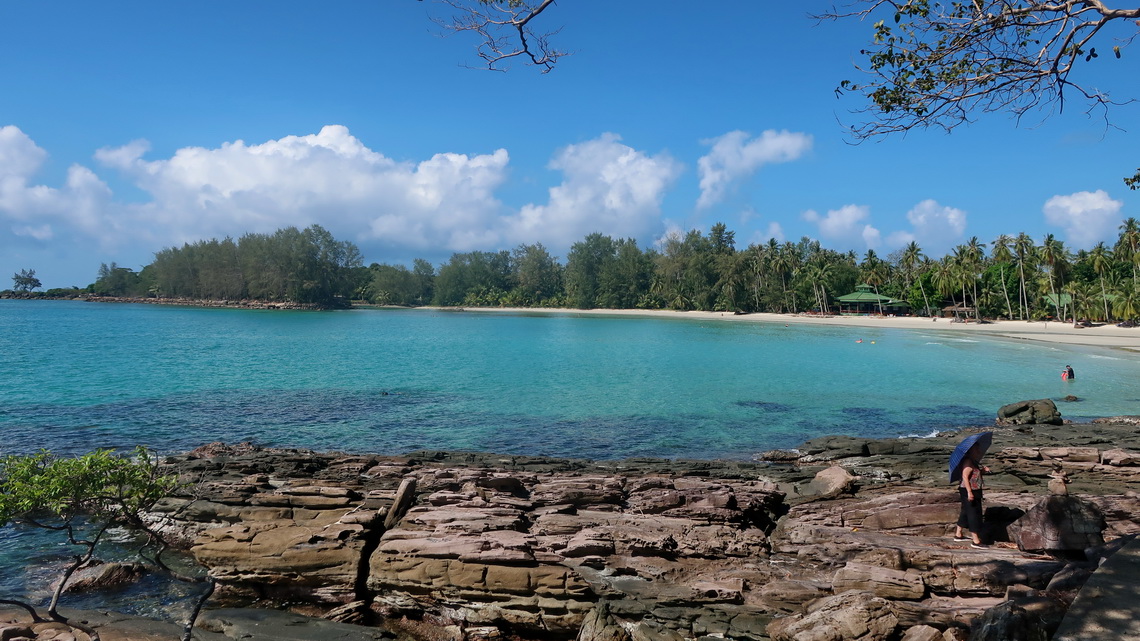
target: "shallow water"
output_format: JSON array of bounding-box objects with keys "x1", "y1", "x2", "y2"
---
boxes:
[
  {"x1": 2, "y1": 300, "x2": 1135, "y2": 460},
  {"x1": 2, "y1": 299, "x2": 1138, "y2": 613}
]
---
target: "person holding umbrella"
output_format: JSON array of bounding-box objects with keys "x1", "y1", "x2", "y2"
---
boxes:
[{"x1": 950, "y1": 431, "x2": 993, "y2": 548}]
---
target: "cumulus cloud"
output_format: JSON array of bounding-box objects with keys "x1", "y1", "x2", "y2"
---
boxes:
[
  {"x1": 893, "y1": 199, "x2": 967, "y2": 257},
  {"x1": 96, "y1": 124, "x2": 512, "y2": 251},
  {"x1": 511, "y1": 133, "x2": 682, "y2": 249},
  {"x1": 0, "y1": 126, "x2": 115, "y2": 245},
  {"x1": 696, "y1": 129, "x2": 812, "y2": 209},
  {"x1": 3, "y1": 125, "x2": 691, "y2": 272},
  {"x1": 802, "y1": 204, "x2": 880, "y2": 250},
  {"x1": 1043, "y1": 190, "x2": 1122, "y2": 249}
]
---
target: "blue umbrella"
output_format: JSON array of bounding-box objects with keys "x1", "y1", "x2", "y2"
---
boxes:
[{"x1": 949, "y1": 431, "x2": 993, "y2": 483}]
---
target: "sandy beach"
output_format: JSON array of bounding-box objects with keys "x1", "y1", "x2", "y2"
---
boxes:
[{"x1": 435, "y1": 307, "x2": 1140, "y2": 352}]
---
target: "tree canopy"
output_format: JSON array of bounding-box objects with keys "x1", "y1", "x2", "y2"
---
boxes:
[{"x1": 11, "y1": 268, "x2": 41, "y2": 292}]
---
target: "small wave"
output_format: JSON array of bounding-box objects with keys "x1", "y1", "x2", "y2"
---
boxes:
[
  {"x1": 1087, "y1": 354, "x2": 1120, "y2": 360},
  {"x1": 951, "y1": 338, "x2": 979, "y2": 343},
  {"x1": 924, "y1": 342, "x2": 943, "y2": 346},
  {"x1": 899, "y1": 429, "x2": 942, "y2": 439}
]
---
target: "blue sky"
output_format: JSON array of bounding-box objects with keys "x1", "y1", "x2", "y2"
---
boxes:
[{"x1": 2, "y1": 1, "x2": 1137, "y2": 289}]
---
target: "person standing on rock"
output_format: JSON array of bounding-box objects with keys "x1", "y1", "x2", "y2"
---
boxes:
[{"x1": 954, "y1": 442, "x2": 990, "y2": 548}]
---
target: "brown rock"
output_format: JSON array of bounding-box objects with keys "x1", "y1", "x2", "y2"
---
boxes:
[
  {"x1": 832, "y1": 562, "x2": 926, "y2": 600},
  {"x1": 1008, "y1": 495, "x2": 1106, "y2": 554},
  {"x1": 766, "y1": 590, "x2": 899, "y2": 641},
  {"x1": 900, "y1": 624, "x2": 943, "y2": 641},
  {"x1": 996, "y1": 399, "x2": 1062, "y2": 426}
]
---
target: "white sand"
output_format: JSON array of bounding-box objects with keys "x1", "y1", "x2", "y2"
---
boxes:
[{"x1": 429, "y1": 307, "x2": 1140, "y2": 352}]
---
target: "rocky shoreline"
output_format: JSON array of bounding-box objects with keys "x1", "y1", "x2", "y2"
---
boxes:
[{"x1": 5, "y1": 408, "x2": 1140, "y2": 641}]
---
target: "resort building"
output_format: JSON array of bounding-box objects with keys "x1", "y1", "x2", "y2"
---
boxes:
[{"x1": 835, "y1": 284, "x2": 910, "y2": 316}]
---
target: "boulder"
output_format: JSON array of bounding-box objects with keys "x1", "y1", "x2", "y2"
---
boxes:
[
  {"x1": 61, "y1": 561, "x2": 146, "y2": 593},
  {"x1": 766, "y1": 590, "x2": 899, "y2": 641},
  {"x1": 806, "y1": 466, "x2": 857, "y2": 497},
  {"x1": 996, "y1": 400, "x2": 1062, "y2": 426},
  {"x1": 901, "y1": 625, "x2": 943, "y2": 641},
  {"x1": 1008, "y1": 495, "x2": 1105, "y2": 555}
]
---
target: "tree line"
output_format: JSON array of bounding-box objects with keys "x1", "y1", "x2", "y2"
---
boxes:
[
  {"x1": 12, "y1": 218, "x2": 1140, "y2": 323},
  {"x1": 362, "y1": 218, "x2": 1140, "y2": 324},
  {"x1": 85, "y1": 225, "x2": 365, "y2": 308}
]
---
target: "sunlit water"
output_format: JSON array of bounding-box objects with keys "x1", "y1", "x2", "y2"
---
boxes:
[{"x1": 3, "y1": 299, "x2": 1139, "y2": 612}]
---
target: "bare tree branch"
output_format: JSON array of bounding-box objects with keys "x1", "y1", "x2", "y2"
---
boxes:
[
  {"x1": 435, "y1": 0, "x2": 566, "y2": 72},
  {"x1": 817, "y1": 0, "x2": 1140, "y2": 140}
]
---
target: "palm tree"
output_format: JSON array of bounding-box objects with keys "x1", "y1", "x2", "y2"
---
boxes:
[
  {"x1": 990, "y1": 234, "x2": 1015, "y2": 320},
  {"x1": 1038, "y1": 234, "x2": 1070, "y2": 321},
  {"x1": 1087, "y1": 242, "x2": 1114, "y2": 321},
  {"x1": 963, "y1": 236, "x2": 987, "y2": 318},
  {"x1": 808, "y1": 260, "x2": 834, "y2": 315},
  {"x1": 1116, "y1": 217, "x2": 1140, "y2": 286},
  {"x1": 900, "y1": 241, "x2": 931, "y2": 316},
  {"x1": 1113, "y1": 282, "x2": 1140, "y2": 322},
  {"x1": 1013, "y1": 232, "x2": 1035, "y2": 320},
  {"x1": 932, "y1": 259, "x2": 959, "y2": 318},
  {"x1": 861, "y1": 249, "x2": 888, "y2": 315}
]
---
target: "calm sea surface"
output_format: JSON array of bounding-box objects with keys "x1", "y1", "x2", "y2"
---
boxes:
[
  {"x1": 3, "y1": 298, "x2": 1140, "y2": 612},
  {"x1": 3, "y1": 299, "x2": 1139, "y2": 461}
]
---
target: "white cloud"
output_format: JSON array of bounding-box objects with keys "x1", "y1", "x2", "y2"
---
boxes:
[
  {"x1": 511, "y1": 133, "x2": 682, "y2": 249},
  {"x1": 1043, "y1": 190, "x2": 1122, "y2": 249},
  {"x1": 96, "y1": 124, "x2": 512, "y2": 251},
  {"x1": 0, "y1": 126, "x2": 115, "y2": 244},
  {"x1": 895, "y1": 199, "x2": 967, "y2": 257},
  {"x1": 696, "y1": 129, "x2": 812, "y2": 209},
  {"x1": 745, "y1": 221, "x2": 785, "y2": 246},
  {"x1": 802, "y1": 204, "x2": 880, "y2": 250}
]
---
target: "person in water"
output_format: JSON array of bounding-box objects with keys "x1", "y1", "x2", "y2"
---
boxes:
[
  {"x1": 954, "y1": 442, "x2": 990, "y2": 548},
  {"x1": 1066, "y1": 365, "x2": 1075, "y2": 380}
]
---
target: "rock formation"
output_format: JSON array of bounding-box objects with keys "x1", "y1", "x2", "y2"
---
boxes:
[{"x1": 10, "y1": 419, "x2": 1140, "y2": 641}]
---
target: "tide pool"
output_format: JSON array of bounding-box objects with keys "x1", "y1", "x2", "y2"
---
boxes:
[{"x1": 2, "y1": 299, "x2": 1137, "y2": 461}]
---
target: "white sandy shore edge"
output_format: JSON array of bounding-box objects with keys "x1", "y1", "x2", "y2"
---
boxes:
[{"x1": 420, "y1": 306, "x2": 1140, "y2": 351}]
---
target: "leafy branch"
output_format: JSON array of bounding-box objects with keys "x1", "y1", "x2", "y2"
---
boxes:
[{"x1": 818, "y1": 0, "x2": 1140, "y2": 139}]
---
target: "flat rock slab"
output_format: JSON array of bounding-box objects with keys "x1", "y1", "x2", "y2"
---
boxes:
[{"x1": 1053, "y1": 535, "x2": 1140, "y2": 641}]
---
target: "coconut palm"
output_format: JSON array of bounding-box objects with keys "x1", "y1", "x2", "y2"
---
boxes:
[
  {"x1": 990, "y1": 234, "x2": 1015, "y2": 320},
  {"x1": 861, "y1": 249, "x2": 889, "y2": 315},
  {"x1": 1038, "y1": 234, "x2": 1070, "y2": 321},
  {"x1": 963, "y1": 237, "x2": 987, "y2": 318},
  {"x1": 1113, "y1": 282, "x2": 1140, "y2": 322},
  {"x1": 1087, "y1": 242, "x2": 1114, "y2": 322},
  {"x1": 1012, "y1": 232, "x2": 1036, "y2": 319},
  {"x1": 1116, "y1": 217, "x2": 1140, "y2": 286},
  {"x1": 900, "y1": 241, "x2": 931, "y2": 316}
]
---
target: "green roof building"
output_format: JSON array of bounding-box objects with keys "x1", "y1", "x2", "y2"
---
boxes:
[{"x1": 834, "y1": 284, "x2": 910, "y2": 316}]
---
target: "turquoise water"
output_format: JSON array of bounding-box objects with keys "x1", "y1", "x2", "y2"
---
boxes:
[
  {"x1": 3, "y1": 299, "x2": 1139, "y2": 461},
  {"x1": 3, "y1": 299, "x2": 1140, "y2": 613}
]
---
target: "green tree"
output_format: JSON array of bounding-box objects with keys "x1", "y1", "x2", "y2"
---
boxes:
[
  {"x1": 1087, "y1": 242, "x2": 1115, "y2": 321},
  {"x1": 565, "y1": 233, "x2": 616, "y2": 309},
  {"x1": 0, "y1": 448, "x2": 210, "y2": 641},
  {"x1": 990, "y1": 235, "x2": 1015, "y2": 320},
  {"x1": 11, "y1": 268, "x2": 42, "y2": 292},
  {"x1": 512, "y1": 242, "x2": 563, "y2": 304}
]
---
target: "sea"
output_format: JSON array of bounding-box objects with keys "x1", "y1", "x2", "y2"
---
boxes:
[
  {"x1": 2, "y1": 298, "x2": 1139, "y2": 614},
  {"x1": 3, "y1": 299, "x2": 1139, "y2": 461}
]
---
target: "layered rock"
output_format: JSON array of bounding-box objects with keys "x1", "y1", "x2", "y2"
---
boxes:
[{"x1": 118, "y1": 422, "x2": 1140, "y2": 641}]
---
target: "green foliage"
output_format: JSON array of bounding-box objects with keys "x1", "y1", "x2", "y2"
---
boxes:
[
  {"x1": 11, "y1": 268, "x2": 41, "y2": 292},
  {"x1": 0, "y1": 447, "x2": 179, "y2": 528},
  {"x1": 91, "y1": 262, "x2": 148, "y2": 297},
  {"x1": 143, "y1": 225, "x2": 362, "y2": 306}
]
